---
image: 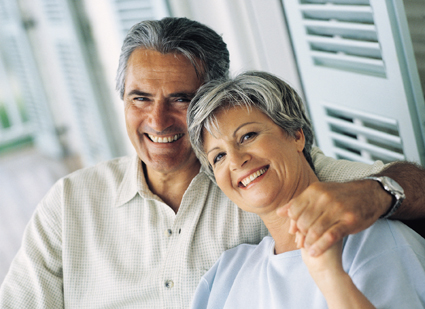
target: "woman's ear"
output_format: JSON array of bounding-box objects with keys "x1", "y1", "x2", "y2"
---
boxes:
[{"x1": 294, "y1": 129, "x2": 305, "y2": 152}]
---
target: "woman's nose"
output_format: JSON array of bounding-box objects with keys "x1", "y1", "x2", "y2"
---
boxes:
[{"x1": 229, "y1": 150, "x2": 250, "y2": 170}]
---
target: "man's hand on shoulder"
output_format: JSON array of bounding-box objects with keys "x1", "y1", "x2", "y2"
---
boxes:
[
  {"x1": 278, "y1": 161, "x2": 425, "y2": 257},
  {"x1": 278, "y1": 180, "x2": 390, "y2": 257}
]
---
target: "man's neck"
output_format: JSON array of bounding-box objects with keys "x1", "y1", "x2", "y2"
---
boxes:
[{"x1": 143, "y1": 161, "x2": 201, "y2": 213}]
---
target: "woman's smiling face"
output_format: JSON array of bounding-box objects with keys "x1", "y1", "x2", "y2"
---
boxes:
[{"x1": 203, "y1": 105, "x2": 306, "y2": 215}]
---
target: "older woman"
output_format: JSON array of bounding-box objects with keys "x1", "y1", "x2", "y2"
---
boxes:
[{"x1": 187, "y1": 71, "x2": 425, "y2": 308}]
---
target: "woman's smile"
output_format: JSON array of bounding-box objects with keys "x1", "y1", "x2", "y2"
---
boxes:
[
  {"x1": 203, "y1": 106, "x2": 307, "y2": 215},
  {"x1": 239, "y1": 166, "x2": 269, "y2": 187}
]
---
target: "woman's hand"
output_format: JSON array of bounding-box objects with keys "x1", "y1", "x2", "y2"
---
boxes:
[
  {"x1": 296, "y1": 232, "x2": 375, "y2": 309},
  {"x1": 297, "y1": 232, "x2": 345, "y2": 285}
]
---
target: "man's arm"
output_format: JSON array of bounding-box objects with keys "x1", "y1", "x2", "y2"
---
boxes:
[
  {"x1": 278, "y1": 148, "x2": 425, "y2": 257},
  {"x1": 374, "y1": 162, "x2": 425, "y2": 219},
  {"x1": 0, "y1": 184, "x2": 64, "y2": 307}
]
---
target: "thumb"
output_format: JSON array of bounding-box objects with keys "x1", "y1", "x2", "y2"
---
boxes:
[{"x1": 277, "y1": 201, "x2": 292, "y2": 217}]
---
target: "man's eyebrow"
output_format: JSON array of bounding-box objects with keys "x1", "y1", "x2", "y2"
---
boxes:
[
  {"x1": 169, "y1": 92, "x2": 197, "y2": 99},
  {"x1": 126, "y1": 90, "x2": 152, "y2": 97}
]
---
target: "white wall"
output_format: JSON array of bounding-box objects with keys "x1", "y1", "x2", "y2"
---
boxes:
[{"x1": 168, "y1": 0, "x2": 304, "y2": 95}]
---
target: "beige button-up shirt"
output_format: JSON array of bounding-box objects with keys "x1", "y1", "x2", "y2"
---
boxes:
[{"x1": 0, "y1": 148, "x2": 385, "y2": 308}]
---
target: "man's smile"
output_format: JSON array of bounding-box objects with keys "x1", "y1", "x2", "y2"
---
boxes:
[{"x1": 147, "y1": 133, "x2": 184, "y2": 143}]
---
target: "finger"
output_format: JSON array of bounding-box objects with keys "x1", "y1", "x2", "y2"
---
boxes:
[
  {"x1": 295, "y1": 231, "x2": 305, "y2": 249},
  {"x1": 295, "y1": 207, "x2": 324, "y2": 236},
  {"x1": 289, "y1": 219, "x2": 298, "y2": 235},
  {"x1": 298, "y1": 233, "x2": 305, "y2": 248},
  {"x1": 307, "y1": 223, "x2": 349, "y2": 257},
  {"x1": 283, "y1": 195, "x2": 309, "y2": 220},
  {"x1": 276, "y1": 202, "x2": 291, "y2": 217},
  {"x1": 303, "y1": 212, "x2": 337, "y2": 249}
]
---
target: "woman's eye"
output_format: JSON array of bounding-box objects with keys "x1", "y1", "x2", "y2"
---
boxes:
[
  {"x1": 241, "y1": 132, "x2": 257, "y2": 143},
  {"x1": 213, "y1": 152, "x2": 226, "y2": 164}
]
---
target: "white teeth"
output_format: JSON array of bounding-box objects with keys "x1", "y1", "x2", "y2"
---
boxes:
[
  {"x1": 148, "y1": 134, "x2": 182, "y2": 143},
  {"x1": 241, "y1": 167, "x2": 268, "y2": 187}
]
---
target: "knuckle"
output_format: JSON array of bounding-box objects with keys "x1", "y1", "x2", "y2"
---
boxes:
[
  {"x1": 306, "y1": 229, "x2": 321, "y2": 244},
  {"x1": 342, "y1": 211, "x2": 359, "y2": 226},
  {"x1": 324, "y1": 228, "x2": 343, "y2": 244},
  {"x1": 297, "y1": 220, "x2": 309, "y2": 234}
]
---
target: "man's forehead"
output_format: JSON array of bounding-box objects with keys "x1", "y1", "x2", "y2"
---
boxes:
[
  {"x1": 127, "y1": 49, "x2": 198, "y2": 74},
  {"x1": 124, "y1": 49, "x2": 203, "y2": 96}
]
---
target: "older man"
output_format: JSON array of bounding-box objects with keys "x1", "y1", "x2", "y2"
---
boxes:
[{"x1": 1, "y1": 17, "x2": 424, "y2": 308}]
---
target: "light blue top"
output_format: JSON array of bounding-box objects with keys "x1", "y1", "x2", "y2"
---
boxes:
[{"x1": 191, "y1": 220, "x2": 425, "y2": 308}]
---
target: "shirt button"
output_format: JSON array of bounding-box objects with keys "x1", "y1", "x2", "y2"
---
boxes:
[
  {"x1": 164, "y1": 229, "x2": 172, "y2": 237},
  {"x1": 165, "y1": 280, "x2": 174, "y2": 289}
]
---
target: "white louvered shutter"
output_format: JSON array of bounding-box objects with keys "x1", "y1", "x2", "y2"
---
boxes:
[
  {"x1": 110, "y1": 0, "x2": 170, "y2": 40},
  {"x1": 34, "y1": 0, "x2": 120, "y2": 166},
  {"x1": 282, "y1": 0, "x2": 425, "y2": 165},
  {"x1": 0, "y1": 0, "x2": 63, "y2": 157}
]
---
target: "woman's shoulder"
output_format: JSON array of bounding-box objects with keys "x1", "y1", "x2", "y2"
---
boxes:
[
  {"x1": 203, "y1": 236, "x2": 274, "y2": 282},
  {"x1": 347, "y1": 220, "x2": 425, "y2": 250},
  {"x1": 343, "y1": 219, "x2": 425, "y2": 269},
  {"x1": 220, "y1": 236, "x2": 274, "y2": 262}
]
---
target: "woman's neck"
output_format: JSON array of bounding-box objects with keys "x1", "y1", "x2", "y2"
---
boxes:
[{"x1": 261, "y1": 160, "x2": 319, "y2": 255}]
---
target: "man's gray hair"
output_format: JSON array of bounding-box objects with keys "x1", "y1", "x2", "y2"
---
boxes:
[
  {"x1": 187, "y1": 71, "x2": 315, "y2": 176},
  {"x1": 116, "y1": 17, "x2": 230, "y2": 99}
]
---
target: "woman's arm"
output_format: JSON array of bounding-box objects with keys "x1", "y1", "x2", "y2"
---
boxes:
[{"x1": 297, "y1": 234, "x2": 374, "y2": 309}]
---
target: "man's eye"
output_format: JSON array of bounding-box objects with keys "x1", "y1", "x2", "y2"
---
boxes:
[
  {"x1": 175, "y1": 98, "x2": 191, "y2": 103},
  {"x1": 241, "y1": 132, "x2": 257, "y2": 143},
  {"x1": 213, "y1": 152, "x2": 226, "y2": 164}
]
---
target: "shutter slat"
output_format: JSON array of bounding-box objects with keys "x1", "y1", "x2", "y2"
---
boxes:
[
  {"x1": 300, "y1": 0, "x2": 370, "y2": 4},
  {"x1": 311, "y1": 50, "x2": 385, "y2": 76},
  {"x1": 325, "y1": 116, "x2": 402, "y2": 146},
  {"x1": 332, "y1": 147, "x2": 375, "y2": 164},
  {"x1": 329, "y1": 132, "x2": 406, "y2": 161},
  {"x1": 307, "y1": 35, "x2": 381, "y2": 58},
  {"x1": 301, "y1": 4, "x2": 373, "y2": 23}
]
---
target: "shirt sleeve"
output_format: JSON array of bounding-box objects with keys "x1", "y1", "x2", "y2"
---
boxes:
[
  {"x1": 190, "y1": 277, "x2": 212, "y2": 309},
  {"x1": 345, "y1": 221, "x2": 425, "y2": 308},
  {"x1": 311, "y1": 146, "x2": 387, "y2": 182},
  {"x1": 0, "y1": 181, "x2": 64, "y2": 308},
  {"x1": 350, "y1": 247, "x2": 425, "y2": 308}
]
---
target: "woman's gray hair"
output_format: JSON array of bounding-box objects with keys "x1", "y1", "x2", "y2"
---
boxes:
[
  {"x1": 188, "y1": 71, "x2": 315, "y2": 176},
  {"x1": 116, "y1": 17, "x2": 230, "y2": 99}
]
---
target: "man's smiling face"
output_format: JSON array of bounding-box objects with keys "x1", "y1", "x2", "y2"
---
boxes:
[{"x1": 123, "y1": 49, "x2": 203, "y2": 176}]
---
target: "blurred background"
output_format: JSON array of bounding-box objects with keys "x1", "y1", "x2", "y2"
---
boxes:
[{"x1": 0, "y1": 0, "x2": 424, "y2": 283}]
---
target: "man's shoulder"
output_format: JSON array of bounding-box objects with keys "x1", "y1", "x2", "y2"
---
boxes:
[
  {"x1": 42, "y1": 155, "x2": 137, "y2": 200},
  {"x1": 63, "y1": 155, "x2": 134, "y2": 182}
]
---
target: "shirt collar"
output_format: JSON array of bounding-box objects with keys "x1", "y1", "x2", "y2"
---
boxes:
[
  {"x1": 115, "y1": 156, "x2": 212, "y2": 207},
  {"x1": 115, "y1": 155, "x2": 157, "y2": 207}
]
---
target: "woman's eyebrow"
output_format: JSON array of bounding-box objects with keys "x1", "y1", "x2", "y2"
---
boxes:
[
  {"x1": 206, "y1": 146, "x2": 219, "y2": 156},
  {"x1": 205, "y1": 122, "x2": 259, "y2": 155},
  {"x1": 233, "y1": 122, "x2": 258, "y2": 137}
]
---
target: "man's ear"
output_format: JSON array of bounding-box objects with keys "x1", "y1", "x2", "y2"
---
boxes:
[{"x1": 294, "y1": 129, "x2": 305, "y2": 152}]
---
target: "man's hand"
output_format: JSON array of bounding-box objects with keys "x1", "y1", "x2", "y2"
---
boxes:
[{"x1": 277, "y1": 180, "x2": 391, "y2": 257}]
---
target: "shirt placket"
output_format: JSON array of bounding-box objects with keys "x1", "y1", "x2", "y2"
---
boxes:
[{"x1": 159, "y1": 173, "x2": 209, "y2": 308}]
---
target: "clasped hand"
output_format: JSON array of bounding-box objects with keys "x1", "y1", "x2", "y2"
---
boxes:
[{"x1": 278, "y1": 180, "x2": 389, "y2": 257}]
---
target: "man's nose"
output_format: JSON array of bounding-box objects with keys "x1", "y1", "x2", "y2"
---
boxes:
[
  {"x1": 229, "y1": 150, "x2": 250, "y2": 171},
  {"x1": 148, "y1": 102, "x2": 173, "y2": 132}
]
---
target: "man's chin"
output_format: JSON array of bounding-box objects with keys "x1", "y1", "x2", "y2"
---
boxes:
[{"x1": 141, "y1": 154, "x2": 200, "y2": 176}]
